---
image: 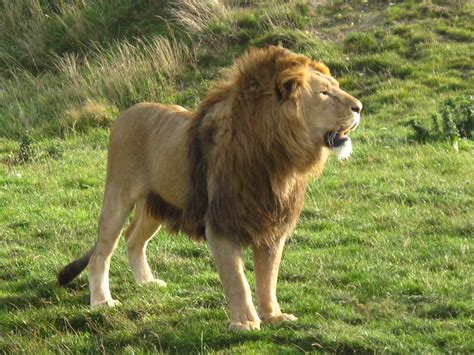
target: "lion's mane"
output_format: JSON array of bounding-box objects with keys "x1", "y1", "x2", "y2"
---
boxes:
[{"x1": 147, "y1": 46, "x2": 330, "y2": 246}]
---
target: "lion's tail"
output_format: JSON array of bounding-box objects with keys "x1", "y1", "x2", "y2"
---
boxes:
[{"x1": 57, "y1": 247, "x2": 95, "y2": 286}]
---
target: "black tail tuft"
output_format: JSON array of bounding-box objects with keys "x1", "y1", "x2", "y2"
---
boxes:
[{"x1": 57, "y1": 248, "x2": 94, "y2": 286}]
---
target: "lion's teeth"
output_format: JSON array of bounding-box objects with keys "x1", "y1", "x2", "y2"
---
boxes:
[{"x1": 337, "y1": 130, "x2": 348, "y2": 138}]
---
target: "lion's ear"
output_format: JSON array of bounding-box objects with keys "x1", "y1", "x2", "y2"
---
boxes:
[
  {"x1": 311, "y1": 62, "x2": 331, "y2": 76},
  {"x1": 276, "y1": 78, "x2": 298, "y2": 101}
]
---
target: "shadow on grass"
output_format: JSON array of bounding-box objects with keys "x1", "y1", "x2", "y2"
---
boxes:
[
  {"x1": 97, "y1": 321, "x2": 377, "y2": 353},
  {"x1": 0, "y1": 277, "x2": 88, "y2": 312},
  {"x1": 1, "y1": 278, "x2": 378, "y2": 353}
]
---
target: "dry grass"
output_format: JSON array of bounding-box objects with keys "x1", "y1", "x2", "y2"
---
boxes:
[
  {"x1": 168, "y1": 0, "x2": 233, "y2": 41},
  {"x1": 62, "y1": 100, "x2": 119, "y2": 134}
]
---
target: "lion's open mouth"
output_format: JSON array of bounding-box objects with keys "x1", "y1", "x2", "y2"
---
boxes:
[
  {"x1": 325, "y1": 129, "x2": 350, "y2": 148},
  {"x1": 325, "y1": 121, "x2": 358, "y2": 148}
]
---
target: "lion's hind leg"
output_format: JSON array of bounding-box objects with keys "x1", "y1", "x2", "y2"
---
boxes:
[
  {"x1": 125, "y1": 199, "x2": 166, "y2": 286},
  {"x1": 89, "y1": 187, "x2": 134, "y2": 308}
]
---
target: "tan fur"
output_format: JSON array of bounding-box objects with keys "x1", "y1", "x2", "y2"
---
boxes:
[{"x1": 59, "y1": 46, "x2": 362, "y2": 331}]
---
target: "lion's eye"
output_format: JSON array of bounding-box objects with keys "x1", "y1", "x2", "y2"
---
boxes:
[{"x1": 321, "y1": 91, "x2": 329, "y2": 96}]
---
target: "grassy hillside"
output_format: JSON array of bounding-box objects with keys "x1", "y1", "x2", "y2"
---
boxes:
[{"x1": 1, "y1": 0, "x2": 473, "y2": 353}]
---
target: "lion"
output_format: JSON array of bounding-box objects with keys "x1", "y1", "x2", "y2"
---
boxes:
[{"x1": 57, "y1": 46, "x2": 362, "y2": 331}]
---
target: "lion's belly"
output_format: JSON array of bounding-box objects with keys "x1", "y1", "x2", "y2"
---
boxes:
[{"x1": 148, "y1": 140, "x2": 190, "y2": 209}]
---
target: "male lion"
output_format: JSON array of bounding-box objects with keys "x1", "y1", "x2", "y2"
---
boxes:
[{"x1": 58, "y1": 46, "x2": 362, "y2": 331}]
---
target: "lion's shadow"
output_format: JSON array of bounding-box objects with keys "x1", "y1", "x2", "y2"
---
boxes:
[
  {"x1": 0, "y1": 277, "x2": 87, "y2": 312},
  {"x1": 102, "y1": 321, "x2": 375, "y2": 353}
]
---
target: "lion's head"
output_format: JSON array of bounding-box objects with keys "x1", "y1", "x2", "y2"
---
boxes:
[
  {"x1": 298, "y1": 67, "x2": 362, "y2": 159},
  {"x1": 203, "y1": 46, "x2": 363, "y2": 172},
  {"x1": 271, "y1": 47, "x2": 363, "y2": 161}
]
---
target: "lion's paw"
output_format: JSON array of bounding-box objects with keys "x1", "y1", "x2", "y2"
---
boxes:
[
  {"x1": 90, "y1": 299, "x2": 121, "y2": 309},
  {"x1": 263, "y1": 313, "x2": 298, "y2": 325},
  {"x1": 229, "y1": 320, "x2": 261, "y2": 331},
  {"x1": 149, "y1": 278, "x2": 167, "y2": 287},
  {"x1": 140, "y1": 278, "x2": 167, "y2": 287}
]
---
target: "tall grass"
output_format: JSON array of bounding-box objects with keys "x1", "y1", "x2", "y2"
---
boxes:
[
  {"x1": 56, "y1": 37, "x2": 193, "y2": 110},
  {"x1": 0, "y1": 0, "x2": 168, "y2": 73},
  {"x1": 167, "y1": 0, "x2": 312, "y2": 46},
  {"x1": 1, "y1": 0, "x2": 51, "y2": 72},
  {"x1": 168, "y1": 0, "x2": 233, "y2": 43},
  {"x1": 0, "y1": 0, "x2": 332, "y2": 138},
  {"x1": 1, "y1": 36, "x2": 193, "y2": 137}
]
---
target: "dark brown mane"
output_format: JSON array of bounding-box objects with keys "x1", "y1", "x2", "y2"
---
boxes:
[
  {"x1": 181, "y1": 87, "x2": 230, "y2": 240},
  {"x1": 176, "y1": 46, "x2": 330, "y2": 246}
]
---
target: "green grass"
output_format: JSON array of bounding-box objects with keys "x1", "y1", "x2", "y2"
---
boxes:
[{"x1": 1, "y1": 0, "x2": 473, "y2": 353}]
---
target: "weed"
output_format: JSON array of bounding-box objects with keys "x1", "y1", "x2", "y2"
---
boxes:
[
  {"x1": 17, "y1": 134, "x2": 34, "y2": 163},
  {"x1": 55, "y1": 36, "x2": 193, "y2": 109},
  {"x1": 2, "y1": 133, "x2": 35, "y2": 166},
  {"x1": 408, "y1": 96, "x2": 474, "y2": 143},
  {"x1": 380, "y1": 35, "x2": 406, "y2": 53},
  {"x1": 0, "y1": 36, "x2": 193, "y2": 136},
  {"x1": 440, "y1": 96, "x2": 474, "y2": 139},
  {"x1": 351, "y1": 52, "x2": 414, "y2": 78},
  {"x1": 46, "y1": 143, "x2": 62, "y2": 160}
]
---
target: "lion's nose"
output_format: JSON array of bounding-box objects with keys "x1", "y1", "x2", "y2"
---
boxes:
[{"x1": 351, "y1": 101, "x2": 363, "y2": 114}]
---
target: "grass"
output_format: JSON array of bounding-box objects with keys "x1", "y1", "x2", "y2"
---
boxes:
[{"x1": 1, "y1": 0, "x2": 473, "y2": 353}]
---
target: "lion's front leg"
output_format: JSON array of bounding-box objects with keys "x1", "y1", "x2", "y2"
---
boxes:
[
  {"x1": 206, "y1": 226, "x2": 261, "y2": 331},
  {"x1": 252, "y1": 237, "x2": 297, "y2": 324}
]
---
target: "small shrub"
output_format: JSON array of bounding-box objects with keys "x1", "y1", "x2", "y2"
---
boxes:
[
  {"x1": 408, "y1": 96, "x2": 474, "y2": 144},
  {"x1": 343, "y1": 32, "x2": 377, "y2": 54},
  {"x1": 18, "y1": 134, "x2": 34, "y2": 163},
  {"x1": 381, "y1": 35, "x2": 406, "y2": 53},
  {"x1": 440, "y1": 96, "x2": 474, "y2": 139}
]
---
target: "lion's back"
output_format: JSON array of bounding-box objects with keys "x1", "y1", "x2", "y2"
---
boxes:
[{"x1": 112, "y1": 102, "x2": 189, "y2": 134}]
